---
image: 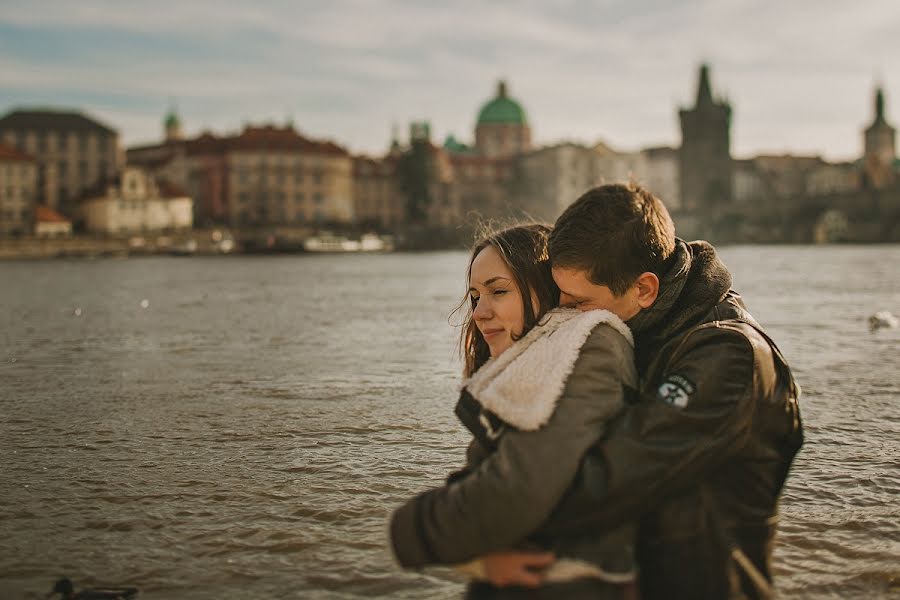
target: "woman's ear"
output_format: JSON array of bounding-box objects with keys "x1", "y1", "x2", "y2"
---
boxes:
[{"x1": 634, "y1": 272, "x2": 660, "y2": 309}]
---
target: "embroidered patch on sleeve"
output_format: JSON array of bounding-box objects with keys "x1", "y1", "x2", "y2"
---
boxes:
[{"x1": 657, "y1": 374, "x2": 696, "y2": 409}]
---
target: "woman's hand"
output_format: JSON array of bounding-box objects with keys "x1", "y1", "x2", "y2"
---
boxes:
[{"x1": 483, "y1": 551, "x2": 555, "y2": 588}]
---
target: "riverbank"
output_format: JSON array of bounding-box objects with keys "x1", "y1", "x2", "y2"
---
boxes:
[
  {"x1": 0, "y1": 223, "x2": 477, "y2": 259},
  {"x1": 0, "y1": 230, "x2": 230, "y2": 259}
]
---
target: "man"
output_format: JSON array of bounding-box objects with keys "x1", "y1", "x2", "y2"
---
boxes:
[{"x1": 484, "y1": 183, "x2": 803, "y2": 598}]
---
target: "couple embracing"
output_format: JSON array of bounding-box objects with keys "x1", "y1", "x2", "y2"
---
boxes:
[{"x1": 391, "y1": 184, "x2": 804, "y2": 599}]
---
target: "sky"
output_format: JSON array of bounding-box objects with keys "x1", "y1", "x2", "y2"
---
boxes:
[{"x1": 1, "y1": 0, "x2": 898, "y2": 161}]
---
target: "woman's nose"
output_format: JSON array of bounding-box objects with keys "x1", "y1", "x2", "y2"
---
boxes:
[{"x1": 473, "y1": 298, "x2": 491, "y2": 320}]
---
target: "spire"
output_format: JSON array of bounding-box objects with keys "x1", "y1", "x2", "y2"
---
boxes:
[
  {"x1": 498, "y1": 80, "x2": 508, "y2": 98},
  {"x1": 696, "y1": 64, "x2": 713, "y2": 107},
  {"x1": 389, "y1": 121, "x2": 401, "y2": 154},
  {"x1": 164, "y1": 103, "x2": 183, "y2": 142},
  {"x1": 875, "y1": 87, "x2": 886, "y2": 124}
]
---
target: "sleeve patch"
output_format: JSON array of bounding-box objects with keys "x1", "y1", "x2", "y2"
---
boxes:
[{"x1": 657, "y1": 374, "x2": 696, "y2": 409}]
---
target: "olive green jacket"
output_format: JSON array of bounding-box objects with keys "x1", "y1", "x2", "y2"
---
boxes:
[{"x1": 391, "y1": 308, "x2": 638, "y2": 585}]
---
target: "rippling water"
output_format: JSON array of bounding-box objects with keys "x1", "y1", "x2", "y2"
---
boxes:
[{"x1": 1, "y1": 247, "x2": 898, "y2": 599}]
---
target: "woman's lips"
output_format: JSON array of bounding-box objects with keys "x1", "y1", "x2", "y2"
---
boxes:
[{"x1": 481, "y1": 328, "x2": 504, "y2": 339}]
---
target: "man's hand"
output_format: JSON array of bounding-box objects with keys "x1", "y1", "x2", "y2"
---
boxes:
[{"x1": 483, "y1": 551, "x2": 555, "y2": 588}]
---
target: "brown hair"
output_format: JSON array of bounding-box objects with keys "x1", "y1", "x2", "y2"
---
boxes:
[
  {"x1": 456, "y1": 223, "x2": 560, "y2": 377},
  {"x1": 549, "y1": 183, "x2": 676, "y2": 296}
]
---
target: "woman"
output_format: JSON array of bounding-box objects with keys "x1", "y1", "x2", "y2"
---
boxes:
[{"x1": 390, "y1": 224, "x2": 638, "y2": 599}]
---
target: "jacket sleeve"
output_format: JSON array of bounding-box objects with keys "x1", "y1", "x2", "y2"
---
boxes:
[
  {"x1": 390, "y1": 325, "x2": 633, "y2": 567},
  {"x1": 541, "y1": 325, "x2": 756, "y2": 535}
]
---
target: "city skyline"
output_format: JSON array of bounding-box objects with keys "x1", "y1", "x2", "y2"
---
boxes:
[{"x1": 1, "y1": 0, "x2": 898, "y2": 160}]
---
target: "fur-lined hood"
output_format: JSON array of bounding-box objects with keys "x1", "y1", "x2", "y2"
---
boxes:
[{"x1": 462, "y1": 308, "x2": 633, "y2": 431}]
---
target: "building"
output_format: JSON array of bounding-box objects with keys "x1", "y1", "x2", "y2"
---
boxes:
[
  {"x1": 34, "y1": 205, "x2": 72, "y2": 237},
  {"x1": 862, "y1": 87, "x2": 896, "y2": 189},
  {"x1": 511, "y1": 143, "x2": 599, "y2": 221},
  {"x1": 805, "y1": 161, "x2": 859, "y2": 197},
  {"x1": 0, "y1": 109, "x2": 119, "y2": 220},
  {"x1": 164, "y1": 107, "x2": 183, "y2": 142},
  {"x1": 0, "y1": 142, "x2": 38, "y2": 236},
  {"x1": 81, "y1": 166, "x2": 192, "y2": 234},
  {"x1": 128, "y1": 120, "x2": 354, "y2": 227},
  {"x1": 640, "y1": 146, "x2": 681, "y2": 211},
  {"x1": 679, "y1": 64, "x2": 733, "y2": 210},
  {"x1": 474, "y1": 81, "x2": 532, "y2": 158},
  {"x1": 352, "y1": 155, "x2": 404, "y2": 228}
]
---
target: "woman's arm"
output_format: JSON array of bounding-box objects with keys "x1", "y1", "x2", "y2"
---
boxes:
[{"x1": 390, "y1": 324, "x2": 635, "y2": 567}]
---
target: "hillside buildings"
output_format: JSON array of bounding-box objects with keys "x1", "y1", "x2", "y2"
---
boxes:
[
  {"x1": 0, "y1": 110, "x2": 119, "y2": 220},
  {"x1": 127, "y1": 117, "x2": 353, "y2": 228},
  {"x1": 81, "y1": 166, "x2": 192, "y2": 234},
  {"x1": 1, "y1": 64, "x2": 897, "y2": 242},
  {"x1": 0, "y1": 142, "x2": 38, "y2": 236}
]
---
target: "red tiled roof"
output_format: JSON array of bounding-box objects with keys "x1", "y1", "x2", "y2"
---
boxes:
[
  {"x1": 0, "y1": 109, "x2": 116, "y2": 135},
  {"x1": 0, "y1": 142, "x2": 34, "y2": 162},
  {"x1": 157, "y1": 179, "x2": 189, "y2": 198},
  {"x1": 449, "y1": 153, "x2": 512, "y2": 166},
  {"x1": 185, "y1": 133, "x2": 227, "y2": 155},
  {"x1": 352, "y1": 154, "x2": 399, "y2": 176},
  {"x1": 127, "y1": 125, "x2": 351, "y2": 159},
  {"x1": 228, "y1": 125, "x2": 348, "y2": 155},
  {"x1": 35, "y1": 205, "x2": 71, "y2": 223}
]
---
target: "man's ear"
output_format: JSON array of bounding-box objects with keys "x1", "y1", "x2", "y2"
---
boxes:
[{"x1": 634, "y1": 272, "x2": 659, "y2": 308}]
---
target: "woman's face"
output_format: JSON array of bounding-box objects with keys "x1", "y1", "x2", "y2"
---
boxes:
[{"x1": 469, "y1": 246, "x2": 526, "y2": 358}]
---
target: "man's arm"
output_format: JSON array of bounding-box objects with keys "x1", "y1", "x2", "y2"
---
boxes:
[
  {"x1": 542, "y1": 325, "x2": 756, "y2": 535},
  {"x1": 390, "y1": 325, "x2": 632, "y2": 567}
]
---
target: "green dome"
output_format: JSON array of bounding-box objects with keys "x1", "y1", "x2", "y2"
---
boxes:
[
  {"x1": 443, "y1": 134, "x2": 470, "y2": 153},
  {"x1": 164, "y1": 109, "x2": 180, "y2": 128},
  {"x1": 477, "y1": 81, "x2": 527, "y2": 125}
]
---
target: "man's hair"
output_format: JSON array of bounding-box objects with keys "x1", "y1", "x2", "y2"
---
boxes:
[{"x1": 549, "y1": 183, "x2": 676, "y2": 296}]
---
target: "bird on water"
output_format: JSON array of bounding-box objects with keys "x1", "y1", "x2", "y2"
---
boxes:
[{"x1": 47, "y1": 577, "x2": 138, "y2": 600}]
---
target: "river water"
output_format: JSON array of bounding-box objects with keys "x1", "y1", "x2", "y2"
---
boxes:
[{"x1": 1, "y1": 246, "x2": 898, "y2": 599}]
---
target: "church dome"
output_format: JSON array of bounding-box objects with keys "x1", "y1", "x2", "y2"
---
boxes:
[
  {"x1": 477, "y1": 81, "x2": 528, "y2": 125},
  {"x1": 164, "y1": 109, "x2": 181, "y2": 129}
]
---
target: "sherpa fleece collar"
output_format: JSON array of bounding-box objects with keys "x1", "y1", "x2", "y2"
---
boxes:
[{"x1": 462, "y1": 308, "x2": 632, "y2": 431}]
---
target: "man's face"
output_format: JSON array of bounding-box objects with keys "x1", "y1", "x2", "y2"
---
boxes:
[{"x1": 552, "y1": 266, "x2": 643, "y2": 321}]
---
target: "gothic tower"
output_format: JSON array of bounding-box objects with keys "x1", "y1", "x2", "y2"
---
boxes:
[
  {"x1": 678, "y1": 64, "x2": 732, "y2": 211},
  {"x1": 863, "y1": 86, "x2": 896, "y2": 189}
]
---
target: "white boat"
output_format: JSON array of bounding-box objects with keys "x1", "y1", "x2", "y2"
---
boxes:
[{"x1": 303, "y1": 233, "x2": 393, "y2": 253}]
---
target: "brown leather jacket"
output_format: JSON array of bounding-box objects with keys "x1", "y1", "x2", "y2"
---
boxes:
[{"x1": 541, "y1": 240, "x2": 803, "y2": 600}]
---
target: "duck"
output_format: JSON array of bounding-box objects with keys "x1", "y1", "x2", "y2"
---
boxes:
[
  {"x1": 868, "y1": 311, "x2": 899, "y2": 332},
  {"x1": 48, "y1": 577, "x2": 138, "y2": 600}
]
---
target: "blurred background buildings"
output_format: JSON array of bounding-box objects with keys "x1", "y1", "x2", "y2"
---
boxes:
[{"x1": 0, "y1": 64, "x2": 898, "y2": 245}]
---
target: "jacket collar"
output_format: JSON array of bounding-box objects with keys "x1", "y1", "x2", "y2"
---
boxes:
[
  {"x1": 463, "y1": 308, "x2": 631, "y2": 431},
  {"x1": 627, "y1": 239, "x2": 733, "y2": 372}
]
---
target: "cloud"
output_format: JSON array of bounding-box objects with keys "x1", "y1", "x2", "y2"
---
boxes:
[{"x1": 1, "y1": 0, "x2": 898, "y2": 159}]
